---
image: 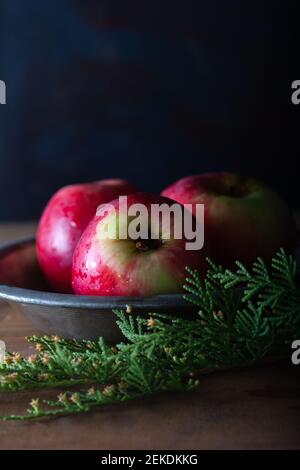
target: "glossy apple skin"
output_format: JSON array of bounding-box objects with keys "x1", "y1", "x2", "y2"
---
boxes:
[
  {"x1": 37, "y1": 179, "x2": 137, "y2": 293},
  {"x1": 162, "y1": 172, "x2": 297, "y2": 267},
  {"x1": 72, "y1": 193, "x2": 208, "y2": 296}
]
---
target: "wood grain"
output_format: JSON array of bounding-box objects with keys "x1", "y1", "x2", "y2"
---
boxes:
[{"x1": 0, "y1": 224, "x2": 300, "y2": 450}]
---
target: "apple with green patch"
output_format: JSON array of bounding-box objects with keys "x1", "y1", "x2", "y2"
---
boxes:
[
  {"x1": 72, "y1": 193, "x2": 207, "y2": 296},
  {"x1": 162, "y1": 172, "x2": 297, "y2": 267}
]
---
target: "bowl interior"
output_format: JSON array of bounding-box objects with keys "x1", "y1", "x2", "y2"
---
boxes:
[{"x1": 0, "y1": 237, "x2": 49, "y2": 290}]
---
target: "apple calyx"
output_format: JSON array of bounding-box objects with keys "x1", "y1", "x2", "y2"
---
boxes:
[{"x1": 135, "y1": 239, "x2": 162, "y2": 252}]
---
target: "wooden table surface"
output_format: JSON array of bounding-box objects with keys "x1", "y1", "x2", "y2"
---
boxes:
[{"x1": 0, "y1": 224, "x2": 300, "y2": 450}]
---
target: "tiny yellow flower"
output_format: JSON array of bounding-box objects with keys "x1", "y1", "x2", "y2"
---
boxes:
[
  {"x1": 3, "y1": 372, "x2": 19, "y2": 384},
  {"x1": 51, "y1": 335, "x2": 60, "y2": 342},
  {"x1": 41, "y1": 353, "x2": 50, "y2": 365},
  {"x1": 87, "y1": 387, "x2": 96, "y2": 396},
  {"x1": 4, "y1": 356, "x2": 13, "y2": 365},
  {"x1": 30, "y1": 398, "x2": 40, "y2": 410},
  {"x1": 70, "y1": 393, "x2": 80, "y2": 404},
  {"x1": 126, "y1": 304, "x2": 133, "y2": 314},
  {"x1": 12, "y1": 352, "x2": 22, "y2": 363},
  {"x1": 35, "y1": 343, "x2": 44, "y2": 352},
  {"x1": 27, "y1": 354, "x2": 37, "y2": 364},
  {"x1": 102, "y1": 384, "x2": 116, "y2": 397},
  {"x1": 57, "y1": 392, "x2": 68, "y2": 403},
  {"x1": 147, "y1": 317, "x2": 156, "y2": 328},
  {"x1": 164, "y1": 347, "x2": 172, "y2": 355}
]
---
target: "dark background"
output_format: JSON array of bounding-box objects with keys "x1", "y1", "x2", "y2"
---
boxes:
[{"x1": 0, "y1": 0, "x2": 299, "y2": 220}]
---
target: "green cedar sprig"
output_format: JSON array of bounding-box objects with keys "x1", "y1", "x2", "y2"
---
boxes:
[{"x1": 0, "y1": 249, "x2": 299, "y2": 420}]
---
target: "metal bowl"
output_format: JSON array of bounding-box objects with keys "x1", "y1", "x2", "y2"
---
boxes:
[{"x1": 0, "y1": 238, "x2": 196, "y2": 342}]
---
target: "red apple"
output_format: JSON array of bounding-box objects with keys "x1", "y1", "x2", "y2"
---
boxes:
[
  {"x1": 162, "y1": 172, "x2": 297, "y2": 267},
  {"x1": 72, "y1": 193, "x2": 208, "y2": 296},
  {"x1": 37, "y1": 179, "x2": 138, "y2": 293}
]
